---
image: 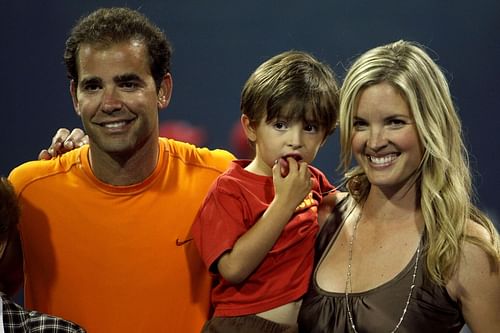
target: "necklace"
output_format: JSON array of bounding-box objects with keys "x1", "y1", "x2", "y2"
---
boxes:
[{"x1": 344, "y1": 209, "x2": 421, "y2": 333}]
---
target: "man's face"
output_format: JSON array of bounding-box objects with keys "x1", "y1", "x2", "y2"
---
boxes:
[{"x1": 71, "y1": 40, "x2": 170, "y2": 160}]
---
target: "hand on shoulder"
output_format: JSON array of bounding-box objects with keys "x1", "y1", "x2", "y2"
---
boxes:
[{"x1": 38, "y1": 128, "x2": 88, "y2": 160}]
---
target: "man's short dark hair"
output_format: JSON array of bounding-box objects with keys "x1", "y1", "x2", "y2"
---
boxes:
[{"x1": 64, "y1": 7, "x2": 172, "y2": 90}]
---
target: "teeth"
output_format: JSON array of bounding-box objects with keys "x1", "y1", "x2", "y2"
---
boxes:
[
  {"x1": 369, "y1": 154, "x2": 397, "y2": 165},
  {"x1": 103, "y1": 121, "x2": 127, "y2": 129}
]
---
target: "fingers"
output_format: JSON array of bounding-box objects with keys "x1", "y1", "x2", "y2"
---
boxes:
[
  {"x1": 38, "y1": 149, "x2": 52, "y2": 161},
  {"x1": 79, "y1": 135, "x2": 90, "y2": 147},
  {"x1": 51, "y1": 128, "x2": 70, "y2": 146},
  {"x1": 66, "y1": 128, "x2": 88, "y2": 147},
  {"x1": 285, "y1": 157, "x2": 308, "y2": 176},
  {"x1": 40, "y1": 128, "x2": 87, "y2": 159},
  {"x1": 272, "y1": 157, "x2": 312, "y2": 208},
  {"x1": 47, "y1": 128, "x2": 70, "y2": 158},
  {"x1": 274, "y1": 157, "x2": 311, "y2": 181},
  {"x1": 60, "y1": 128, "x2": 87, "y2": 151},
  {"x1": 272, "y1": 159, "x2": 282, "y2": 179}
]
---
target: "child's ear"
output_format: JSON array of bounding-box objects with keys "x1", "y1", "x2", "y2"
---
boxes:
[{"x1": 241, "y1": 114, "x2": 257, "y2": 142}]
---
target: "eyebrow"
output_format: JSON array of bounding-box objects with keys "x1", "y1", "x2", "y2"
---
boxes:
[
  {"x1": 79, "y1": 73, "x2": 146, "y2": 87},
  {"x1": 79, "y1": 77, "x2": 101, "y2": 87},
  {"x1": 353, "y1": 114, "x2": 412, "y2": 120},
  {"x1": 114, "y1": 73, "x2": 145, "y2": 85}
]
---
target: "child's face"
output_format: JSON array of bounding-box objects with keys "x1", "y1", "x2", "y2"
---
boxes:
[{"x1": 244, "y1": 114, "x2": 326, "y2": 176}]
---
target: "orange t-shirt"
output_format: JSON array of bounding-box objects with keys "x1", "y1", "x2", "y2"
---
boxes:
[{"x1": 8, "y1": 138, "x2": 234, "y2": 333}]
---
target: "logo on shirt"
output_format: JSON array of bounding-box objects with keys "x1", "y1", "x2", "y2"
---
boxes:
[
  {"x1": 295, "y1": 191, "x2": 316, "y2": 213},
  {"x1": 175, "y1": 238, "x2": 193, "y2": 246}
]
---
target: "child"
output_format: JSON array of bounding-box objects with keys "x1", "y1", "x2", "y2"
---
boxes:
[{"x1": 191, "y1": 50, "x2": 339, "y2": 333}]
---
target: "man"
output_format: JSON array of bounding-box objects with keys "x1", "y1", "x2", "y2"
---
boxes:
[
  {"x1": 0, "y1": 177, "x2": 85, "y2": 332},
  {"x1": 8, "y1": 8, "x2": 234, "y2": 332}
]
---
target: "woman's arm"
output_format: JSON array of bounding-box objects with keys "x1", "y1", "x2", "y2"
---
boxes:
[{"x1": 447, "y1": 221, "x2": 500, "y2": 332}]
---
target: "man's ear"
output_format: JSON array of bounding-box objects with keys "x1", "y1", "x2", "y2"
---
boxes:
[
  {"x1": 241, "y1": 114, "x2": 257, "y2": 142},
  {"x1": 157, "y1": 73, "x2": 173, "y2": 110},
  {"x1": 70, "y1": 80, "x2": 80, "y2": 116}
]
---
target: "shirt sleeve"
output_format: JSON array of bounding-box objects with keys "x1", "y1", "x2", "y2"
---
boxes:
[
  {"x1": 192, "y1": 182, "x2": 248, "y2": 273},
  {"x1": 309, "y1": 166, "x2": 336, "y2": 200}
]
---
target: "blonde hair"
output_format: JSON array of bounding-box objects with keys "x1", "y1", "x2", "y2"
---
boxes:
[{"x1": 339, "y1": 40, "x2": 500, "y2": 284}]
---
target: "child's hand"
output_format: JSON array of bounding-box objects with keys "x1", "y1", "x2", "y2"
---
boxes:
[{"x1": 272, "y1": 157, "x2": 312, "y2": 210}]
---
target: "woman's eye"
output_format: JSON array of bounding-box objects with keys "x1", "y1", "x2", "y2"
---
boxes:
[
  {"x1": 387, "y1": 119, "x2": 406, "y2": 128},
  {"x1": 353, "y1": 120, "x2": 367, "y2": 130}
]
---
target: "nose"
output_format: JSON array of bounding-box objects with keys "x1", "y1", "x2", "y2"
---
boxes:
[
  {"x1": 366, "y1": 126, "x2": 388, "y2": 151},
  {"x1": 101, "y1": 87, "x2": 122, "y2": 113},
  {"x1": 286, "y1": 126, "x2": 304, "y2": 149}
]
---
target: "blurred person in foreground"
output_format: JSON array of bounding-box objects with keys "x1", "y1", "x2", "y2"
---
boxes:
[{"x1": 0, "y1": 177, "x2": 85, "y2": 332}]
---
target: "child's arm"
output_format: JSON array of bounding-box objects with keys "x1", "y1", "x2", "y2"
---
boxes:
[{"x1": 217, "y1": 158, "x2": 312, "y2": 284}]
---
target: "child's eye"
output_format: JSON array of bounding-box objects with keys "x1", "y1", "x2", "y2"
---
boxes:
[
  {"x1": 273, "y1": 121, "x2": 287, "y2": 130},
  {"x1": 304, "y1": 124, "x2": 318, "y2": 133}
]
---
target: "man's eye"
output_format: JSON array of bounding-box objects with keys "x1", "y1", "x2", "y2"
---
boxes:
[
  {"x1": 83, "y1": 84, "x2": 101, "y2": 91},
  {"x1": 121, "y1": 82, "x2": 138, "y2": 89}
]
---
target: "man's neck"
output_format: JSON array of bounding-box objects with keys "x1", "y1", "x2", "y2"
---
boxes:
[{"x1": 88, "y1": 139, "x2": 160, "y2": 186}]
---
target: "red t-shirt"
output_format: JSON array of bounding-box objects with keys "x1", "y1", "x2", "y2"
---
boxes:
[{"x1": 192, "y1": 160, "x2": 334, "y2": 316}]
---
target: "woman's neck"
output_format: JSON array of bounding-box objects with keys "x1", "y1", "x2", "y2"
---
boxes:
[{"x1": 362, "y1": 183, "x2": 421, "y2": 224}]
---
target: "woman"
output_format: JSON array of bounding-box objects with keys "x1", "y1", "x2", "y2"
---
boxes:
[{"x1": 298, "y1": 40, "x2": 500, "y2": 332}]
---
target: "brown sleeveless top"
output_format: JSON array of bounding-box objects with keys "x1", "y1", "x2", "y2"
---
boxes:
[{"x1": 298, "y1": 197, "x2": 465, "y2": 333}]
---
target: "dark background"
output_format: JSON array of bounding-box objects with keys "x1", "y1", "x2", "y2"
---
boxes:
[
  {"x1": 1, "y1": 2, "x2": 498, "y2": 330},
  {"x1": 2, "y1": 1, "x2": 498, "y2": 224}
]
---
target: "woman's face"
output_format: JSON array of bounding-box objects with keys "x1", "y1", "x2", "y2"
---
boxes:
[{"x1": 351, "y1": 82, "x2": 423, "y2": 193}]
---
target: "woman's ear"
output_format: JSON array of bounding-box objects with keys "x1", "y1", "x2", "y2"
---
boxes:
[{"x1": 241, "y1": 114, "x2": 257, "y2": 143}]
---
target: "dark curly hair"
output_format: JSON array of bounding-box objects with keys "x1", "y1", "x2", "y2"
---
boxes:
[
  {"x1": 0, "y1": 177, "x2": 19, "y2": 235},
  {"x1": 64, "y1": 7, "x2": 172, "y2": 90}
]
